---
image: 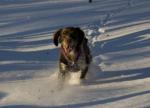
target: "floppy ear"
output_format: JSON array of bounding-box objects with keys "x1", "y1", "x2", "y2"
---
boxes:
[
  {"x1": 75, "y1": 27, "x2": 85, "y2": 45},
  {"x1": 53, "y1": 29, "x2": 62, "y2": 46}
]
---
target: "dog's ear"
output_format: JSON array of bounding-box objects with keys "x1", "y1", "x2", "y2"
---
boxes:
[
  {"x1": 53, "y1": 29, "x2": 62, "y2": 46},
  {"x1": 75, "y1": 27, "x2": 85, "y2": 45}
]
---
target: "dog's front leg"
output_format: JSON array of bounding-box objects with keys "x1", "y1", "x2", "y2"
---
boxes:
[
  {"x1": 58, "y1": 62, "x2": 69, "y2": 80},
  {"x1": 80, "y1": 66, "x2": 88, "y2": 79}
]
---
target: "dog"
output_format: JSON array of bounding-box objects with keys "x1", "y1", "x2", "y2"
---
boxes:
[{"x1": 53, "y1": 27, "x2": 92, "y2": 80}]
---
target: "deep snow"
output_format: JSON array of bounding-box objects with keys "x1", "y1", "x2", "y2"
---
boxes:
[{"x1": 0, "y1": 0, "x2": 150, "y2": 108}]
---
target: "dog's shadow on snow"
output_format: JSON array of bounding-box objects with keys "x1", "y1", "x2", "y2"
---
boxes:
[{"x1": 86, "y1": 64, "x2": 150, "y2": 85}]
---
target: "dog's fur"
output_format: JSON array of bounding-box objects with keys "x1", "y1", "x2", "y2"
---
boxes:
[{"x1": 53, "y1": 27, "x2": 92, "y2": 80}]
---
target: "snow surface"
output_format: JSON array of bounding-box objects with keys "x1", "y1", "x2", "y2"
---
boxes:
[{"x1": 0, "y1": 0, "x2": 150, "y2": 108}]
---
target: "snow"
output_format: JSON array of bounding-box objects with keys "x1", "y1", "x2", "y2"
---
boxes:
[{"x1": 0, "y1": 0, "x2": 150, "y2": 108}]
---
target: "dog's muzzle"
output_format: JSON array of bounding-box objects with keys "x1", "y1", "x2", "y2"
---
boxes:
[{"x1": 62, "y1": 45, "x2": 80, "y2": 62}]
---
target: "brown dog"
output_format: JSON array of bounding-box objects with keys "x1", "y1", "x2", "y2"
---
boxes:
[{"x1": 53, "y1": 27, "x2": 92, "y2": 80}]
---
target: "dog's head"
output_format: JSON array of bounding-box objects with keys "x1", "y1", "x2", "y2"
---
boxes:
[{"x1": 53, "y1": 27, "x2": 85, "y2": 62}]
